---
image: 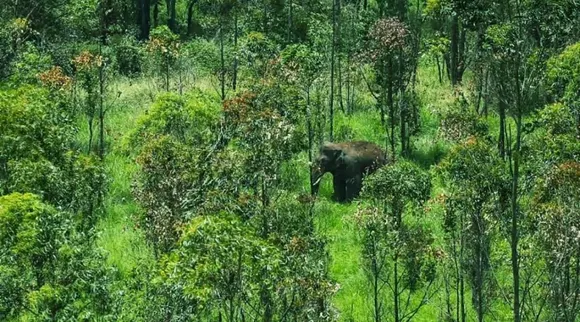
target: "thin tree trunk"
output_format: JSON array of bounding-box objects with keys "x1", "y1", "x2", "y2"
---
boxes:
[
  {"x1": 187, "y1": 0, "x2": 197, "y2": 37},
  {"x1": 511, "y1": 118, "x2": 521, "y2": 322},
  {"x1": 436, "y1": 55, "x2": 442, "y2": 84},
  {"x1": 388, "y1": 57, "x2": 395, "y2": 159},
  {"x1": 220, "y1": 24, "x2": 225, "y2": 101},
  {"x1": 287, "y1": 0, "x2": 293, "y2": 44},
  {"x1": 307, "y1": 87, "x2": 314, "y2": 194},
  {"x1": 98, "y1": 46, "x2": 105, "y2": 160},
  {"x1": 233, "y1": 11, "x2": 238, "y2": 91},
  {"x1": 450, "y1": 13, "x2": 459, "y2": 85},
  {"x1": 499, "y1": 94, "x2": 506, "y2": 159},
  {"x1": 457, "y1": 23, "x2": 466, "y2": 83},
  {"x1": 394, "y1": 255, "x2": 400, "y2": 322},
  {"x1": 373, "y1": 244, "x2": 381, "y2": 322},
  {"x1": 329, "y1": 0, "x2": 336, "y2": 141},
  {"x1": 337, "y1": 0, "x2": 344, "y2": 113},
  {"x1": 88, "y1": 112, "x2": 94, "y2": 154},
  {"x1": 165, "y1": 0, "x2": 177, "y2": 32},
  {"x1": 460, "y1": 210, "x2": 466, "y2": 322},
  {"x1": 153, "y1": 0, "x2": 159, "y2": 27},
  {"x1": 511, "y1": 117, "x2": 522, "y2": 322},
  {"x1": 139, "y1": 0, "x2": 151, "y2": 40}
]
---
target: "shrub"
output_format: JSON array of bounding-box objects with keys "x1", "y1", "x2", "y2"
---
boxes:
[
  {"x1": 0, "y1": 193, "x2": 118, "y2": 320},
  {"x1": 115, "y1": 43, "x2": 143, "y2": 77},
  {"x1": 127, "y1": 89, "x2": 221, "y2": 152},
  {"x1": 0, "y1": 85, "x2": 104, "y2": 227}
]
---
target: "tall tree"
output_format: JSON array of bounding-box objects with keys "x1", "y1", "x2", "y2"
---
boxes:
[
  {"x1": 166, "y1": 0, "x2": 177, "y2": 32},
  {"x1": 138, "y1": 0, "x2": 151, "y2": 39}
]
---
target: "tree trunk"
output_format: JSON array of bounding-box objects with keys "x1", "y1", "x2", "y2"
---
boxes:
[
  {"x1": 450, "y1": 13, "x2": 459, "y2": 85},
  {"x1": 153, "y1": 0, "x2": 159, "y2": 27},
  {"x1": 233, "y1": 11, "x2": 238, "y2": 91},
  {"x1": 287, "y1": 0, "x2": 293, "y2": 44},
  {"x1": 187, "y1": 0, "x2": 198, "y2": 37},
  {"x1": 511, "y1": 117, "x2": 521, "y2": 322},
  {"x1": 329, "y1": 0, "x2": 336, "y2": 141},
  {"x1": 394, "y1": 254, "x2": 400, "y2": 322},
  {"x1": 220, "y1": 23, "x2": 226, "y2": 101},
  {"x1": 98, "y1": 47, "x2": 105, "y2": 160},
  {"x1": 436, "y1": 55, "x2": 442, "y2": 84},
  {"x1": 166, "y1": 0, "x2": 177, "y2": 33},
  {"x1": 457, "y1": 22, "x2": 466, "y2": 83},
  {"x1": 307, "y1": 87, "x2": 314, "y2": 194},
  {"x1": 139, "y1": 0, "x2": 151, "y2": 40},
  {"x1": 499, "y1": 96, "x2": 506, "y2": 159},
  {"x1": 337, "y1": 0, "x2": 344, "y2": 114},
  {"x1": 388, "y1": 57, "x2": 395, "y2": 159}
]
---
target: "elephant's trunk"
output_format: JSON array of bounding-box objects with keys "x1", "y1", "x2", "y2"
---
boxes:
[{"x1": 311, "y1": 165, "x2": 324, "y2": 196}]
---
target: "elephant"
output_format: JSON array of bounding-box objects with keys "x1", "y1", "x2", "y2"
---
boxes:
[{"x1": 311, "y1": 141, "x2": 387, "y2": 202}]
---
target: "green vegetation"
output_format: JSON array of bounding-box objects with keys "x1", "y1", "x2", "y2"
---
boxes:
[{"x1": 1, "y1": 0, "x2": 580, "y2": 321}]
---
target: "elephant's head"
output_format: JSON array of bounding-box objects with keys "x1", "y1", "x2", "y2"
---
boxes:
[{"x1": 311, "y1": 143, "x2": 345, "y2": 195}]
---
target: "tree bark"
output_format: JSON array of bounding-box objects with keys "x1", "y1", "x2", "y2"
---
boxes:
[
  {"x1": 187, "y1": 0, "x2": 198, "y2": 37},
  {"x1": 153, "y1": 0, "x2": 159, "y2": 27},
  {"x1": 233, "y1": 11, "x2": 238, "y2": 91},
  {"x1": 166, "y1": 0, "x2": 177, "y2": 33},
  {"x1": 139, "y1": 0, "x2": 151, "y2": 40},
  {"x1": 329, "y1": 0, "x2": 336, "y2": 141},
  {"x1": 287, "y1": 0, "x2": 293, "y2": 44},
  {"x1": 450, "y1": 13, "x2": 459, "y2": 85}
]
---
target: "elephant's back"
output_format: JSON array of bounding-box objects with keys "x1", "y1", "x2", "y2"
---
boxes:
[{"x1": 343, "y1": 141, "x2": 386, "y2": 170}]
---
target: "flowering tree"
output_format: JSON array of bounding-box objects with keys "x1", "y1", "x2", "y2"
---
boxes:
[{"x1": 363, "y1": 18, "x2": 415, "y2": 158}]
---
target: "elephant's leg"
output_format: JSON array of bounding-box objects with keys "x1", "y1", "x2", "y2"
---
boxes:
[
  {"x1": 345, "y1": 174, "x2": 362, "y2": 202},
  {"x1": 332, "y1": 175, "x2": 346, "y2": 202}
]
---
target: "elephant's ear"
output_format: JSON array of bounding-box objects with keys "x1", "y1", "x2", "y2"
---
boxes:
[
  {"x1": 325, "y1": 145, "x2": 343, "y2": 160},
  {"x1": 334, "y1": 149, "x2": 347, "y2": 165}
]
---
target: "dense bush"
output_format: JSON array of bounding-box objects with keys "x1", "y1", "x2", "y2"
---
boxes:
[
  {"x1": 128, "y1": 90, "x2": 221, "y2": 151},
  {"x1": 0, "y1": 193, "x2": 118, "y2": 321},
  {"x1": 0, "y1": 85, "x2": 104, "y2": 227},
  {"x1": 115, "y1": 43, "x2": 143, "y2": 77}
]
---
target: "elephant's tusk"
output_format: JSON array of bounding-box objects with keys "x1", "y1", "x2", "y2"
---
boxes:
[{"x1": 313, "y1": 176, "x2": 322, "y2": 186}]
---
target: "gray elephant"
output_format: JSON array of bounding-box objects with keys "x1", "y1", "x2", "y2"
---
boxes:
[{"x1": 311, "y1": 141, "x2": 387, "y2": 202}]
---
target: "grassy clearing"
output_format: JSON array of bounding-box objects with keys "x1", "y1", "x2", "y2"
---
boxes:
[{"x1": 94, "y1": 77, "x2": 157, "y2": 274}]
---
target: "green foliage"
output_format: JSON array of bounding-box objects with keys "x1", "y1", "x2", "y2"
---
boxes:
[
  {"x1": 436, "y1": 97, "x2": 489, "y2": 142},
  {"x1": 538, "y1": 103, "x2": 576, "y2": 135},
  {"x1": 356, "y1": 161, "x2": 436, "y2": 320},
  {"x1": 239, "y1": 32, "x2": 279, "y2": 79},
  {"x1": 134, "y1": 135, "x2": 196, "y2": 253},
  {"x1": 0, "y1": 85, "x2": 103, "y2": 226},
  {"x1": 128, "y1": 90, "x2": 221, "y2": 151},
  {"x1": 531, "y1": 161, "x2": 580, "y2": 320},
  {"x1": 526, "y1": 103, "x2": 580, "y2": 177},
  {"x1": 158, "y1": 214, "x2": 283, "y2": 319},
  {"x1": 145, "y1": 26, "x2": 181, "y2": 91},
  {"x1": 280, "y1": 44, "x2": 324, "y2": 88},
  {"x1": 439, "y1": 137, "x2": 507, "y2": 192},
  {"x1": 182, "y1": 38, "x2": 225, "y2": 77},
  {"x1": 8, "y1": 43, "x2": 53, "y2": 86},
  {"x1": 114, "y1": 40, "x2": 144, "y2": 77},
  {"x1": 154, "y1": 207, "x2": 337, "y2": 321},
  {"x1": 0, "y1": 193, "x2": 118, "y2": 321},
  {"x1": 363, "y1": 161, "x2": 432, "y2": 208},
  {"x1": 546, "y1": 42, "x2": 580, "y2": 129}
]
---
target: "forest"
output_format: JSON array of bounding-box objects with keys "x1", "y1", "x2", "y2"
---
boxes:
[{"x1": 1, "y1": 0, "x2": 580, "y2": 321}]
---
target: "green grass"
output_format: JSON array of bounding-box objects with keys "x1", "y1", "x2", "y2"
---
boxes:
[{"x1": 94, "y1": 77, "x2": 157, "y2": 274}]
